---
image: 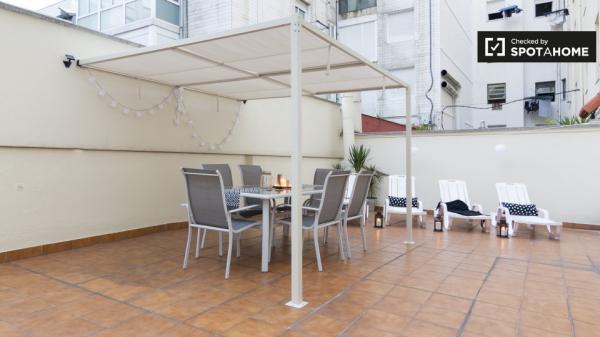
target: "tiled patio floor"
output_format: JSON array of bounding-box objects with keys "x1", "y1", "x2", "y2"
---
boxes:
[{"x1": 2, "y1": 215, "x2": 600, "y2": 337}]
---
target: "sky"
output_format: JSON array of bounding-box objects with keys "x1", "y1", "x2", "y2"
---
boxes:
[{"x1": 2, "y1": 0, "x2": 61, "y2": 10}]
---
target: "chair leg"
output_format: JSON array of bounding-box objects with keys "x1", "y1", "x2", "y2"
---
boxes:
[
  {"x1": 323, "y1": 227, "x2": 329, "y2": 244},
  {"x1": 343, "y1": 218, "x2": 352, "y2": 259},
  {"x1": 225, "y1": 232, "x2": 233, "y2": 279},
  {"x1": 360, "y1": 214, "x2": 367, "y2": 252},
  {"x1": 236, "y1": 232, "x2": 241, "y2": 258},
  {"x1": 200, "y1": 229, "x2": 207, "y2": 248},
  {"x1": 313, "y1": 228, "x2": 323, "y2": 272},
  {"x1": 195, "y1": 228, "x2": 201, "y2": 258},
  {"x1": 336, "y1": 224, "x2": 346, "y2": 261},
  {"x1": 218, "y1": 232, "x2": 223, "y2": 257},
  {"x1": 183, "y1": 226, "x2": 192, "y2": 269}
]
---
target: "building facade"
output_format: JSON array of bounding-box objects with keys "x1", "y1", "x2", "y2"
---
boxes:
[
  {"x1": 337, "y1": 0, "x2": 474, "y2": 130},
  {"x1": 471, "y1": 0, "x2": 570, "y2": 128}
]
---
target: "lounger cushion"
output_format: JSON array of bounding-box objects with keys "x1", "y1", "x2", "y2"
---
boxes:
[
  {"x1": 502, "y1": 203, "x2": 538, "y2": 216},
  {"x1": 388, "y1": 196, "x2": 419, "y2": 208}
]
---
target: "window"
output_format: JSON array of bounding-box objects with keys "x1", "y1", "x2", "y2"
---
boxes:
[
  {"x1": 535, "y1": 2, "x2": 553, "y2": 17},
  {"x1": 339, "y1": 20, "x2": 377, "y2": 61},
  {"x1": 78, "y1": 13, "x2": 98, "y2": 29},
  {"x1": 339, "y1": 0, "x2": 377, "y2": 14},
  {"x1": 386, "y1": 10, "x2": 414, "y2": 43},
  {"x1": 101, "y1": 0, "x2": 122, "y2": 8},
  {"x1": 536, "y1": 81, "x2": 556, "y2": 102},
  {"x1": 156, "y1": 0, "x2": 180, "y2": 25},
  {"x1": 79, "y1": 0, "x2": 98, "y2": 16},
  {"x1": 561, "y1": 78, "x2": 567, "y2": 101},
  {"x1": 126, "y1": 0, "x2": 151, "y2": 23},
  {"x1": 100, "y1": 5, "x2": 123, "y2": 30},
  {"x1": 487, "y1": 83, "x2": 506, "y2": 104}
]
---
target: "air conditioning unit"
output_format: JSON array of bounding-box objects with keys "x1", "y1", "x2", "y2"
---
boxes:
[{"x1": 546, "y1": 9, "x2": 569, "y2": 26}]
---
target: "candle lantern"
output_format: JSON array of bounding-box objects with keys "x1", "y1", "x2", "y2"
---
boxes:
[
  {"x1": 497, "y1": 218, "x2": 509, "y2": 238},
  {"x1": 374, "y1": 211, "x2": 384, "y2": 228},
  {"x1": 433, "y1": 214, "x2": 444, "y2": 232}
]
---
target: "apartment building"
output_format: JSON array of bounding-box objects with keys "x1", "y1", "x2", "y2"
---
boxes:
[
  {"x1": 337, "y1": 0, "x2": 474, "y2": 130},
  {"x1": 565, "y1": 0, "x2": 600, "y2": 117},
  {"x1": 472, "y1": 0, "x2": 570, "y2": 128}
]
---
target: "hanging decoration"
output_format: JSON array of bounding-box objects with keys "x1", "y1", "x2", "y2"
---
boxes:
[
  {"x1": 86, "y1": 69, "x2": 176, "y2": 117},
  {"x1": 173, "y1": 88, "x2": 241, "y2": 150},
  {"x1": 85, "y1": 70, "x2": 242, "y2": 150}
]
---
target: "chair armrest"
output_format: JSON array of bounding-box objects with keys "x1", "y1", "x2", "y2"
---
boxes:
[
  {"x1": 228, "y1": 204, "x2": 260, "y2": 213},
  {"x1": 280, "y1": 204, "x2": 319, "y2": 212},
  {"x1": 537, "y1": 208, "x2": 550, "y2": 219},
  {"x1": 472, "y1": 204, "x2": 483, "y2": 213},
  {"x1": 181, "y1": 203, "x2": 188, "y2": 208}
]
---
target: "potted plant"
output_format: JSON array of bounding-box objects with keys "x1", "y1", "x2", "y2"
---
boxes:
[{"x1": 347, "y1": 145, "x2": 383, "y2": 210}]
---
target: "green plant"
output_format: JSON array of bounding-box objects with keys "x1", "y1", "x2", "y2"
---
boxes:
[
  {"x1": 559, "y1": 116, "x2": 590, "y2": 125},
  {"x1": 415, "y1": 124, "x2": 433, "y2": 131},
  {"x1": 332, "y1": 162, "x2": 346, "y2": 170},
  {"x1": 363, "y1": 164, "x2": 383, "y2": 199},
  {"x1": 348, "y1": 145, "x2": 370, "y2": 173}
]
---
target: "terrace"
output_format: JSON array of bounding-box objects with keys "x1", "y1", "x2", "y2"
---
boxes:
[{"x1": 1, "y1": 2, "x2": 600, "y2": 337}]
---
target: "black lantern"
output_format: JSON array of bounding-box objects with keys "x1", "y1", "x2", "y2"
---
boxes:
[
  {"x1": 497, "y1": 219, "x2": 509, "y2": 238},
  {"x1": 433, "y1": 214, "x2": 444, "y2": 232},
  {"x1": 374, "y1": 211, "x2": 384, "y2": 228}
]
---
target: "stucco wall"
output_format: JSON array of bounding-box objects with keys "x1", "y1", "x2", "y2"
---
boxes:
[
  {"x1": 0, "y1": 5, "x2": 343, "y2": 252},
  {"x1": 357, "y1": 127, "x2": 600, "y2": 225}
]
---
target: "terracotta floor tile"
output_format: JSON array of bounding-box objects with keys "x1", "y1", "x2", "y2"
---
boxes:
[
  {"x1": 187, "y1": 308, "x2": 250, "y2": 333},
  {"x1": 342, "y1": 320, "x2": 398, "y2": 337},
  {"x1": 574, "y1": 320, "x2": 600, "y2": 337},
  {"x1": 422, "y1": 293, "x2": 472, "y2": 313},
  {"x1": 401, "y1": 319, "x2": 457, "y2": 337},
  {"x1": 159, "y1": 324, "x2": 211, "y2": 337},
  {"x1": 109, "y1": 314, "x2": 177, "y2": 337},
  {"x1": 519, "y1": 310, "x2": 572, "y2": 335},
  {"x1": 387, "y1": 286, "x2": 432, "y2": 304},
  {"x1": 296, "y1": 314, "x2": 348, "y2": 337},
  {"x1": 358, "y1": 309, "x2": 410, "y2": 333},
  {"x1": 224, "y1": 318, "x2": 286, "y2": 337},
  {"x1": 414, "y1": 305, "x2": 466, "y2": 330},
  {"x1": 465, "y1": 315, "x2": 517, "y2": 337}
]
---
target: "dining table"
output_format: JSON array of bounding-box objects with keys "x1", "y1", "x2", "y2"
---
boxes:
[{"x1": 239, "y1": 184, "x2": 323, "y2": 272}]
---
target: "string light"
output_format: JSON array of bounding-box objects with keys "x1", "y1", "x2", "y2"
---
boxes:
[{"x1": 86, "y1": 70, "x2": 242, "y2": 149}]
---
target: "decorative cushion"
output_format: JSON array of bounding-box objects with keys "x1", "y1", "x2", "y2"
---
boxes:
[
  {"x1": 388, "y1": 196, "x2": 419, "y2": 208},
  {"x1": 502, "y1": 202, "x2": 539, "y2": 216}
]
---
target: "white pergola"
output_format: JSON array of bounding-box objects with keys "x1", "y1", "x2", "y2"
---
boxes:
[{"x1": 78, "y1": 14, "x2": 414, "y2": 308}]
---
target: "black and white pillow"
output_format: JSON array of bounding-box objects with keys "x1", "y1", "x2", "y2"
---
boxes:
[
  {"x1": 389, "y1": 196, "x2": 419, "y2": 208},
  {"x1": 502, "y1": 202, "x2": 538, "y2": 216}
]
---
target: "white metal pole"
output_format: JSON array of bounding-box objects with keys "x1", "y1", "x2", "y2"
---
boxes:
[
  {"x1": 287, "y1": 14, "x2": 307, "y2": 309},
  {"x1": 404, "y1": 87, "x2": 415, "y2": 245}
]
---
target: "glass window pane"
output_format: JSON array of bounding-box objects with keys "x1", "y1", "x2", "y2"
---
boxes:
[
  {"x1": 100, "y1": 6, "x2": 124, "y2": 30},
  {"x1": 78, "y1": 13, "x2": 98, "y2": 29},
  {"x1": 126, "y1": 0, "x2": 151, "y2": 23},
  {"x1": 101, "y1": 0, "x2": 122, "y2": 8},
  {"x1": 156, "y1": 0, "x2": 180, "y2": 25},
  {"x1": 79, "y1": 0, "x2": 98, "y2": 15}
]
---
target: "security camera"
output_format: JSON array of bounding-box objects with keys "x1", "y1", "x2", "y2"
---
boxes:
[{"x1": 63, "y1": 54, "x2": 76, "y2": 68}]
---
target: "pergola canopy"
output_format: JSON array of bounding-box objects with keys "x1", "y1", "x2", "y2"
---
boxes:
[{"x1": 78, "y1": 17, "x2": 408, "y2": 101}]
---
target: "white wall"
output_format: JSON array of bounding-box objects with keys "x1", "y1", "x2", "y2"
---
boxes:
[
  {"x1": 357, "y1": 127, "x2": 600, "y2": 225},
  {"x1": 0, "y1": 6, "x2": 343, "y2": 252}
]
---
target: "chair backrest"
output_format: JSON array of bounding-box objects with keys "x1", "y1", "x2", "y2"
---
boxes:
[
  {"x1": 182, "y1": 168, "x2": 229, "y2": 229},
  {"x1": 314, "y1": 168, "x2": 333, "y2": 186},
  {"x1": 239, "y1": 165, "x2": 262, "y2": 206},
  {"x1": 439, "y1": 180, "x2": 471, "y2": 206},
  {"x1": 202, "y1": 164, "x2": 233, "y2": 187},
  {"x1": 496, "y1": 183, "x2": 531, "y2": 204},
  {"x1": 346, "y1": 173, "x2": 373, "y2": 218},
  {"x1": 388, "y1": 175, "x2": 416, "y2": 198},
  {"x1": 316, "y1": 171, "x2": 350, "y2": 224}
]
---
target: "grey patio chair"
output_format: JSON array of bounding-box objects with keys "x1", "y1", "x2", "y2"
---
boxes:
[
  {"x1": 304, "y1": 168, "x2": 333, "y2": 209},
  {"x1": 281, "y1": 170, "x2": 350, "y2": 271},
  {"x1": 341, "y1": 172, "x2": 373, "y2": 258},
  {"x1": 181, "y1": 168, "x2": 261, "y2": 279},
  {"x1": 202, "y1": 164, "x2": 233, "y2": 188},
  {"x1": 238, "y1": 165, "x2": 264, "y2": 218}
]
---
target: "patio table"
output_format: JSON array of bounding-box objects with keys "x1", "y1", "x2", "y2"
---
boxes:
[{"x1": 239, "y1": 185, "x2": 323, "y2": 272}]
